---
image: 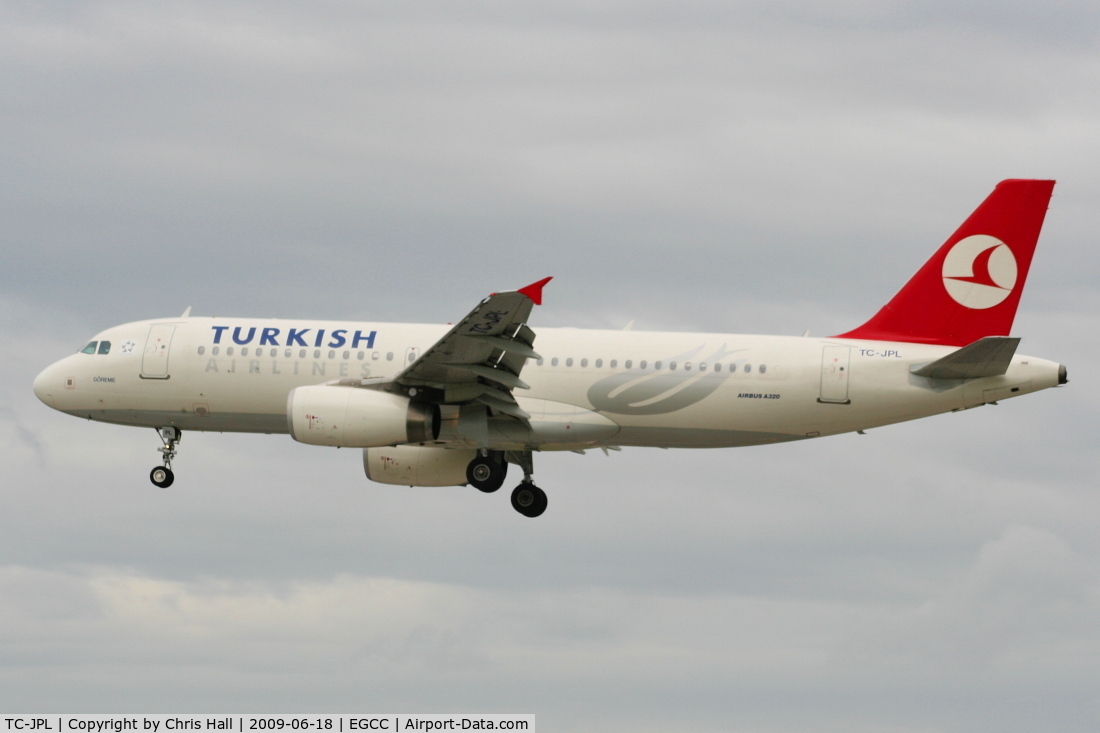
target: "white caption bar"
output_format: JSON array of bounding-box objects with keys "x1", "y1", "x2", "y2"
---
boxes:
[{"x1": 1, "y1": 717, "x2": 534, "y2": 733}]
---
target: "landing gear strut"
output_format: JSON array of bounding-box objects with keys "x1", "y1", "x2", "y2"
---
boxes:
[
  {"x1": 467, "y1": 450, "x2": 508, "y2": 493},
  {"x1": 150, "y1": 426, "x2": 180, "y2": 488},
  {"x1": 507, "y1": 449, "x2": 547, "y2": 518}
]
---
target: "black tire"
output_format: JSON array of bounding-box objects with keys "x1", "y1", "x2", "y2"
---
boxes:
[
  {"x1": 510, "y1": 483, "x2": 547, "y2": 518},
  {"x1": 150, "y1": 466, "x2": 174, "y2": 489},
  {"x1": 467, "y1": 457, "x2": 507, "y2": 493}
]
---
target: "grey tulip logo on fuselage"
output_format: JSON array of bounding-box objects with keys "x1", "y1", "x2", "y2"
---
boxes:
[{"x1": 586, "y1": 345, "x2": 744, "y2": 415}]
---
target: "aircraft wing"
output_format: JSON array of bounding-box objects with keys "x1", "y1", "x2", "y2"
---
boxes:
[
  {"x1": 389, "y1": 277, "x2": 551, "y2": 420},
  {"x1": 911, "y1": 336, "x2": 1021, "y2": 380}
]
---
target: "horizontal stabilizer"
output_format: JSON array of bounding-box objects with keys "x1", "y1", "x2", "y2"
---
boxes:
[{"x1": 911, "y1": 337, "x2": 1020, "y2": 380}]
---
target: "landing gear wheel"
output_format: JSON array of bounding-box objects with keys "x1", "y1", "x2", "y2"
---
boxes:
[
  {"x1": 467, "y1": 457, "x2": 507, "y2": 493},
  {"x1": 150, "y1": 466, "x2": 174, "y2": 488},
  {"x1": 510, "y1": 483, "x2": 547, "y2": 518},
  {"x1": 151, "y1": 426, "x2": 181, "y2": 488}
]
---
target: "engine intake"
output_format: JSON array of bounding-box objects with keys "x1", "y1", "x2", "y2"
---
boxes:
[{"x1": 287, "y1": 385, "x2": 439, "y2": 447}]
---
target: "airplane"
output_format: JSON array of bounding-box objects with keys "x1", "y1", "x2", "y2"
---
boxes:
[{"x1": 33, "y1": 179, "x2": 1067, "y2": 517}]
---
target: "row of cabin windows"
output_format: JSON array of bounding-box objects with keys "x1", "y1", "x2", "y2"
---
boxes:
[
  {"x1": 536, "y1": 357, "x2": 766, "y2": 374},
  {"x1": 96, "y1": 340, "x2": 766, "y2": 375},
  {"x1": 79, "y1": 341, "x2": 111, "y2": 355},
  {"x1": 198, "y1": 346, "x2": 397, "y2": 361},
  {"x1": 194, "y1": 344, "x2": 769, "y2": 375}
]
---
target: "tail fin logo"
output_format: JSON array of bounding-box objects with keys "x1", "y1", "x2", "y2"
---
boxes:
[{"x1": 941, "y1": 234, "x2": 1018, "y2": 310}]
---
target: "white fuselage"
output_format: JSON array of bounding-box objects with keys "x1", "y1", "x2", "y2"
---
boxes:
[{"x1": 33, "y1": 316, "x2": 1062, "y2": 450}]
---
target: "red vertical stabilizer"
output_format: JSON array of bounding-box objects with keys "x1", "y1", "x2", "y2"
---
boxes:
[{"x1": 836, "y1": 179, "x2": 1055, "y2": 346}]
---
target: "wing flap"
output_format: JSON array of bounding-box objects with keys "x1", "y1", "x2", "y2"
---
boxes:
[
  {"x1": 467, "y1": 334, "x2": 541, "y2": 360},
  {"x1": 446, "y1": 363, "x2": 530, "y2": 390},
  {"x1": 475, "y1": 393, "x2": 531, "y2": 420}
]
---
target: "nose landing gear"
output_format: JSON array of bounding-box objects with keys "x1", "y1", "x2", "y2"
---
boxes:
[{"x1": 150, "y1": 426, "x2": 180, "y2": 488}]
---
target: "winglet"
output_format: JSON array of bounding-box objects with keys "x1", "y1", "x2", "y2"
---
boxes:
[{"x1": 517, "y1": 277, "x2": 553, "y2": 305}]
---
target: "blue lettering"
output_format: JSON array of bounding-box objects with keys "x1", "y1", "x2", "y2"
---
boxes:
[
  {"x1": 232, "y1": 326, "x2": 256, "y2": 345},
  {"x1": 211, "y1": 326, "x2": 229, "y2": 344},
  {"x1": 328, "y1": 329, "x2": 347, "y2": 348},
  {"x1": 352, "y1": 330, "x2": 377, "y2": 349},
  {"x1": 314, "y1": 329, "x2": 326, "y2": 347},
  {"x1": 286, "y1": 328, "x2": 310, "y2": 347},
  {"x1": 259, "y1": 327, "x2": 280, "y2": 346}
]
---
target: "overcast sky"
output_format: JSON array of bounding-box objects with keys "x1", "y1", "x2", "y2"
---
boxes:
[{"x1": 3, "y1": 1, "x2": 1099, "y2": 730}]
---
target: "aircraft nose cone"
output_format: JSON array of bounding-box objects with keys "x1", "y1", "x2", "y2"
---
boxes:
[{"x1": 33, "y1": 364, "x2": 58, "y2": 407}]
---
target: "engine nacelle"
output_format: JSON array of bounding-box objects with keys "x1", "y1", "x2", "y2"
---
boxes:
[
  {"x1": 287, "y1": 385, "x2": 439, "y2": 447},
  {"x1": 364, "y1": 445, "x2": 476, "y2": 487}
]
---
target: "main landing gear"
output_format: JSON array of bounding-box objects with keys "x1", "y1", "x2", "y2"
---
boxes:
[
  {"x1": 467, "y1": 449, "x2": 547, "y2": 517},
  {"x1": 150, "y1": 426, "x2": 180, "y2": 489},
  {"x1": 511, "y1": 483, "x2": 547, "y2": 518},
  {"x1": 466, "y1": 450, "x2": 508, "y2": 493},
  {"x1": 508, "y1": 449, "x2": 546, "y2": 518}
]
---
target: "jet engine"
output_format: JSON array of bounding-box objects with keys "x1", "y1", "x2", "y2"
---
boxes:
[
  {"x1": 287, "y1": 385, "x2": 439, "y2": 447},
  {"x1": 363, "y1": 445, "x2": 476, "y2": 487}
]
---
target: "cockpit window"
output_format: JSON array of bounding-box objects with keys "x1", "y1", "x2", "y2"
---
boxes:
[
  {"x1": 98, "y1": 341, "x2": 111, "y2": 355},
  {"x1": 80, "y1": 341, "x2": 98, "y2": 354}
]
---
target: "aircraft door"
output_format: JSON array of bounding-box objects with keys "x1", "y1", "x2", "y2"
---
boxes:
[
  {"x1": 819, "y1": 345, "x2": 851, "y2": 404},
  {"x1": 141, "y1": 325, "x2": 177, "y2": 379}
]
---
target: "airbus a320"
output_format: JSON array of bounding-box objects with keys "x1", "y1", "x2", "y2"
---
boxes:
[{"x1": 34, "y1": 180, "x2": 1067, "y2": 517}]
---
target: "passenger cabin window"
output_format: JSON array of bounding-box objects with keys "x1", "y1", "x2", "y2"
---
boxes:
[
  {"x1": 760, "y1": 364, "x2": 767, "y2": 374},
  {"x1": 97, "y1": 341, "x2": 111, "y2": 355},
  {"x1": 625, "y1": 360, "x2": 632, "y2": 369},
  {"x1": 198, "y1": 346, "x2": 206, "y2": 355},
  {"x1": 551, "y1": 357, "x2": 559, "y2": 366},
  {"x1": 566, "y1": 358, "x2": 574, "y2": 367},
  {"x1": 580, "y1": 358, "x2": 588, "y2": 367},
  {"x1": 80, "y1": 341, "x2": 98, "y2": 354},
  {"x1": 639, "y1": 360, "x2": 646, "y2": 369},
  {"x1": 655, "y1": 361, "x2": 663, "y2": 370},
  {"x1": 610, "y1": 360, "x2": 617, "y2": 368},
  {"x1": 744, "y1": 363, "x2": 751, "y2": 373}
]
